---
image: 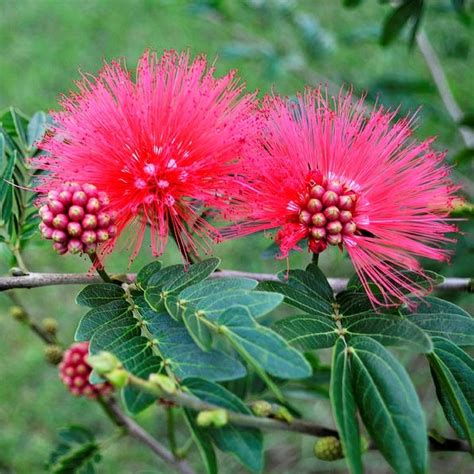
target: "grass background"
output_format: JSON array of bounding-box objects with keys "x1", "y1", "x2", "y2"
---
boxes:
[{"x1": 0, "y1": 0, "x2": 473, "y2": 472}]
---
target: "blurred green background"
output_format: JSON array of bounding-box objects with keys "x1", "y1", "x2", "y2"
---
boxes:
[{"x1": 0, "y1": 0, "x2": 473, "y2": 472}]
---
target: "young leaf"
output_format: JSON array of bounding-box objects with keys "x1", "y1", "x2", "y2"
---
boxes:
[
  {"x1": 428, "y1": 337, "x2": 474, "y2": 451},
  {"x1": 344, "y1": 313, "x2": 433, "y2": 353},
  {"x1": 404, "y1": 297, "x2": 474, "y2": 346},
  {"x1": 76, "y1": 284, "x2": 125, "y2": 308},
  {"x1": 273, "y1": 314, "x2": 338, "y2": 350},
  {"x1": 330, "y1": 338, "x2": 363, "y2": 474},
  {"x1": 217, "y1": 306, "x2": 312, "y2": 380},
  {"x1": 142, "y1": 308, "x2": 246, "y2": 381},
  {"x1": 350, "y1": 337, "x2": 427, "y2": 474},
  {"x1": 184, "y1": 377, "x2": 264, "y2": 473},
  {"x1": 47, "y1": 425, "x2": 101, "y2": 474}
]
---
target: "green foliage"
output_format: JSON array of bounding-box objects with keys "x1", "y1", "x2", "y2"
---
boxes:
[
  {"x1": 0, "y1": 108, "x2": 49, "y2": 260},
  {"x1": 350, "y1": 337, "x2": 427, "y2": 474},
  {"x1": 184, "y1": 378, "x2": 263, "y2": 473},
  {"x1": 428, "y1": 338, "x2": 474, "y2": 451},
  {"x1": 46, "y1": 426, "x2": 101, "y2": 473}
]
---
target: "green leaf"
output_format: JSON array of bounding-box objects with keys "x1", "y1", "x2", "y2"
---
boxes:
[
  {"x1": 350, "y1": 337, "x2": 427, "y2": 474},
  {"x1": 459, "y1": 112, "x2": 474, "y2": 128},
  {"x1": 273, "y1": 314, "x2": 337, "y2": 350},
  {"x1": 345, "y1": 313, "x2": 433, "y2": 352},
  {"x1": 47, "y1": 426, "x2": 100, "y2": 474},
  {"x1": 404, "y1": 297, "x2": 474, "y2": 346},
  {"x1": 0, "y1": 134, "x2": 4, "y2": 163},
  {"x1": 279, "y1": 263, "x2": 334, "y2": 303},
  {"x1": 179, "y1": 278, "x2": 258, "y2": 303},
  {"x1": 8, "y1": 107, "x2": 28, "y2": 146},
  {"x1": 0, "y1": 151, "x2": 16, "y2": 203},
  {"x1": 181, "y1": 303, "x2": 214, "y2": 351},
  {"x1": 184, "y1": 378, "x2": 264, "y2": 473},
  {"x1": 218, "y1": 306, "x2": 312, "y2": 380},
  {"x1": 257, "y1": 280, "x2": 332, "y2": 318},
  {"x1": 135, "y1": 261, "x2": 162, "y2": 288},
  {"x1": 76, "y1": 284, "x2": 125, "y2": 308},
  {"x1": 380, "y1": 0, "x2": 423, "y2": 47},
  {"x1": 330, "y1": 338, "x2": 363, "y2": 474},
  {"x1": 27, "y1": 111, "x2": 47, "y2": 148},
  {"x1": 195, "y1": 289, "x2": 283, "y2": 321},
  {"x1": 88, "y1": 311, "x2": 161, "y2": 413},
  {"x1": 75, "y1": 300, "x2": 131, "y2": 341},
  {"x1": 142, "y1": 308, "x2": 246, "y2": 381},
  {"x1": 183, "y1": 409, "x2": 217, "y2": 474},
  {"x1": 343, "y1": 0, "x2": 363, "y2": 6},
  {"x1": 428, "y1": 337, "x2": 474, "y2": 450}
]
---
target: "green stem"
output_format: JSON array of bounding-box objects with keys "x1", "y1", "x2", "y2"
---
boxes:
[
  {"x1": 166, "y1": 407, "x2": 178, "y2": 456},
  {"x1": 12, "y1": 246, "x2": 28, "y2": 272},
  {"x1": 88, "y1": 252, "x2": 113, "y2": 283},
  {"x1": 312, "y1": 252, "x2": 319, "y2": 266}
]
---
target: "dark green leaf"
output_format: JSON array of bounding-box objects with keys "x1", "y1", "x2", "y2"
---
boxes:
[
  {"x1": 330, "y1": 338, "x2": 363, "y2": 474},
  {"x1": 75, "y1": 300, "x2": 131, "y2": 341},
  {"x1": 76, "y1": 284, "x2": 125, "y2": 308},
  {"x1": 184, "y1": 378, "x2": 263, "y2": 473},
  {"x1": 8, "y1": 107, "x2": 28, "y2": 146},
  {"x1": 27, "y1": 111, "x2": 47, "y2": 148},
  {"x1": 351, "y1": 337, "x2": 427, "y2": 473},
  {"x1": 0, "y1": 151, "x2": 16, "y2": 203},
  {"x1": 47, "y1": 426, "x2": 100, "y2": 474},
  {"x1": 179, "y1": 278, "x2": 258, "y2": 303},
  {"x1": 428, "y1": 337, "x2": 474, "y2": 450},
  {"x1": 136, "y1": 261, "x2": 162, "y2": 288},
  {"x1": 273, "y1": 314, "x2": 337, "y2": 350},
  {"x1": 143, "y1": 309, "x2": 245, "y2": 381},
  {"x1": 459, "y1": 112, "x2": 474, "y2": 128},
  {"x1": 343, "y1": 0, "x2": 363, "y2": 6},
  {"x1": 404, "y1": 297, "x2": 474, "y2": 346},
  {"x1": 453, "y1": 147, "x2": 474, "y2": 165},
  {"x1": 380, "y1": 0, "x2": 423, "y2": 46},
  {"x1": 345, "y1": 313, "x2": 433, "y2": 352},
  {"x1": 195, "y1": 290, "x2": 283, "y2": 321},
  {"x1": 257, "y1": 280, "x2": 332, "y2": 318},
  {"x1": 218, "y1": 306, "x2": 312, "y2": 379},
  {"x1": 181, "y1": 303, "x2": 214, "y2": 351}
]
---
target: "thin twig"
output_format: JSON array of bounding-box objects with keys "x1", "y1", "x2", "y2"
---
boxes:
[
  {"x1": 98, "y1": 397, "x2": 195, "y2": 474},
  {"x1": 416, "y1": 29, "x2": 474, "y2": 148},
  {"x1": 0, "y1": 270, "x2": 471, "y2": 294},
  {"x1": 126, "y1": 374, "x2": 470, "y2": 453}
]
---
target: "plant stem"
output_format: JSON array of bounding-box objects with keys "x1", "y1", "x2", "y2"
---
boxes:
[
  {"x1": 12, "y1": 246, "x2": 28, "y2": 273},
  {"x1": 167, "y1": 407, "x2": 178, "y2": 456},
  {"x1": 312, "y1": 253, "x2": 319, "y2": 266},
  {"x1": 88, "y1": 252, "x2": 113, "y2": 283},
  {"x1": 125, "y1": 373, "x2": 470, "y2": 452}
]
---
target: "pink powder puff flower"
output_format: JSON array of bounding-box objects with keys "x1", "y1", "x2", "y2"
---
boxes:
[
  {"x1": 35, "y1": 50, "x2": 258, "y2": 260},
  {"x1": 230, "y1": 89, "x2": 458, "y2": 306}
]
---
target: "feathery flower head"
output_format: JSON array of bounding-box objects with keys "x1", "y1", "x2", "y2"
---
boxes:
[
  {"x1": 233, "y1": 89, "x2": 458, "y2": 305},
  {"x1": 36, "y1": 50, "x2": 258, "y2": 260}
]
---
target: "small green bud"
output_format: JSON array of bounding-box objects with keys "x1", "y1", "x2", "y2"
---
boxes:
[
  {"x1": 10, "y1": 306, "x2": 27, "y2": 321},
  {"x1": 107, "y1": 368, "x2": 129, "y2": 388},
  {"x1": 42, "y1": 318, "x2": 58, "y2": 335},
  {"x1": 149, "y1": 373, "x2": 176, "y2": 394},
  {"x1": 360, "y1": 436, "x2": 369, "y2": 453},
  {"x1": 274, "y1": 406, "x2": 293, "y2": 423},
  {"x1": 87, "y1": 351, "x2": 121, "y2": 375},
  {"x1": 251, "y1": 400, "x2": 272, "y2": 417},
  {"x1": 314, "y1": 436, "x2": 344, "y2": 461},
  {"x1": 44, "y1": 345, "x2": 64, "y2": 365},
  {"x1": 197, "y1": 409, "x2": 228, "y2": 428}
]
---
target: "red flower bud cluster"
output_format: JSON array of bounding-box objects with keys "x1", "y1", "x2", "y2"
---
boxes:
[
  {"x1": 59, "y1": 342, "x2": 112, "y2": 398},
  {"x1": 38, "y1": 182, "x2": 117, "y2": 255}
]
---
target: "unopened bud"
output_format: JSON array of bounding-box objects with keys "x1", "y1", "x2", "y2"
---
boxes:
[
  {"x1": 107, "y1": 368, "x2": 129, "y2": 388},
  {"x1": 44, "y1": 345, "x2": 64, "y2": 365},
  {"x1": 42, "y1": 318, "x2": 58, "y2": 335},
  {"x1": 197, "y1": 409, "x2": 228, "y2": 428},
  {"x1": 87, "y1": 351, "x2": 121, "y2": 375},
  {"x1": 251, "y1": 400, "x2": 272, "y2": 417},
  {"x1": 10, "y1": 305, "x2": 27, "y2": 321},
  {"x1": 313, "y1": 436, "x2": 343, "y2": 461},
  {"x1": 149, "y1": 373, "x2": 176, "y2": 394}
]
